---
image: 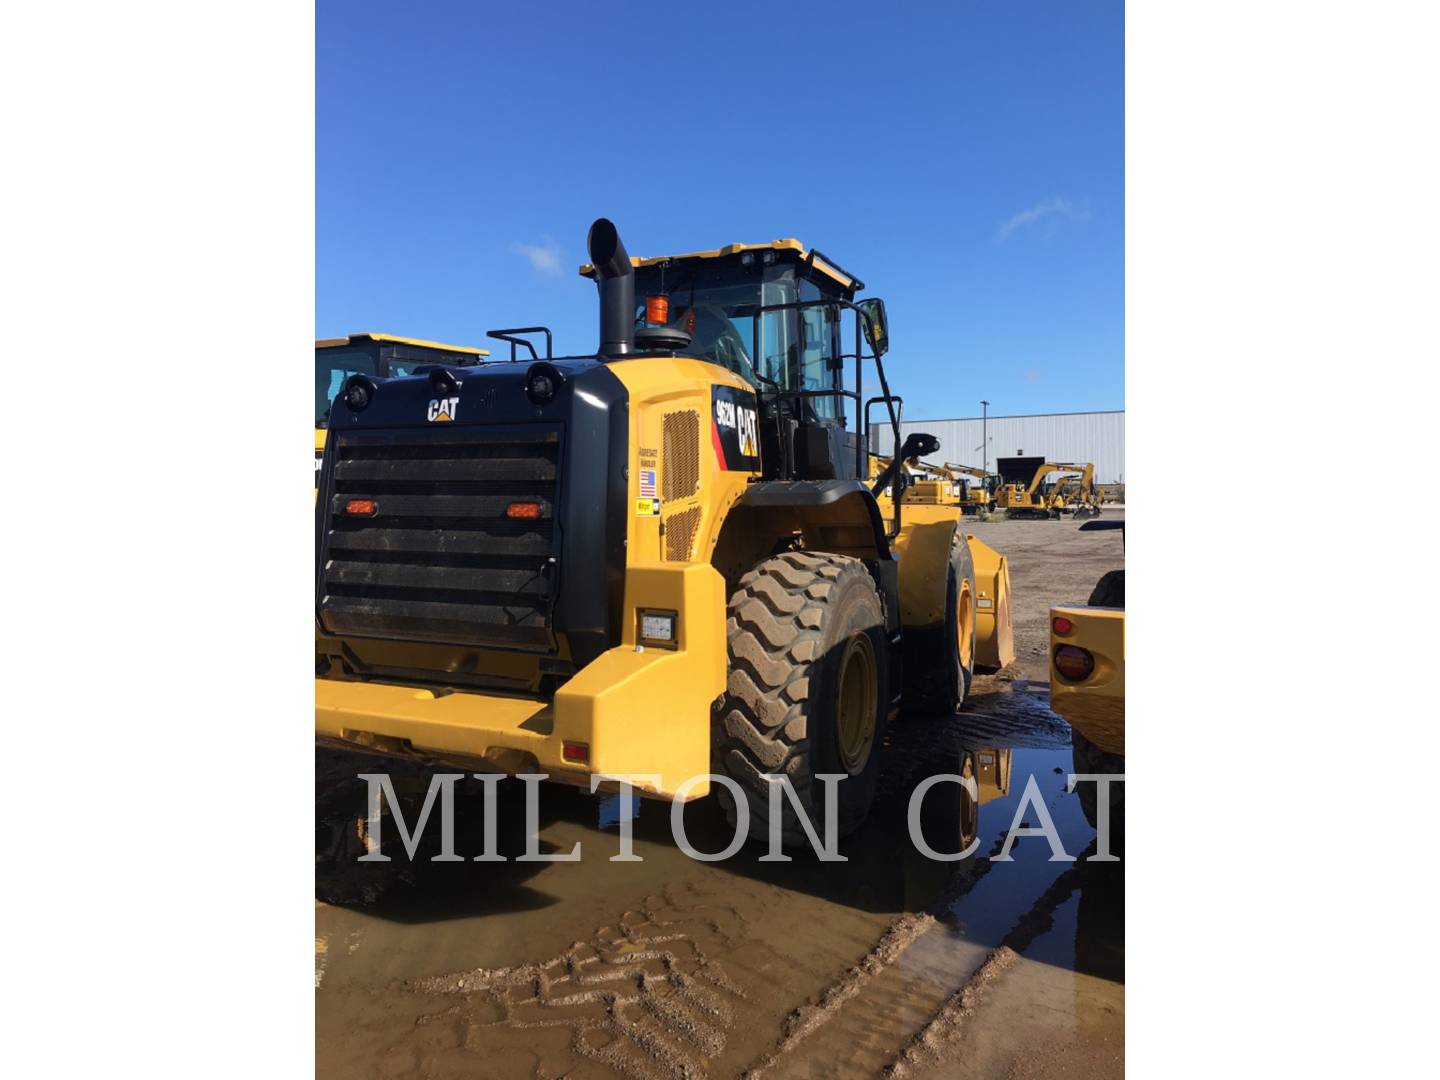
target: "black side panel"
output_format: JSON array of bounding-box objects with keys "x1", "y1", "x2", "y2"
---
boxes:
[{"x1": 553, "y1": 363, "x2": 629, "y2": 666}]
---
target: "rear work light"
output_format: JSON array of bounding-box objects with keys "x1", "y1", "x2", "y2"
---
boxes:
[
  {"x1": 1054, "y1": 645, "x2": 1095, "y2": 682},
  {"x1": 1052, "y1": 615, "x2": 1074, "y2": 635},
  {"x1": 343, "y1": 499, "x2": 377, "y2": 516},
  {"x1": 561, "y1": 741, "x2": 590, "y2": 765},
  {"x1": 506, "y1": 501, "x2": 542, "y2": 520}
]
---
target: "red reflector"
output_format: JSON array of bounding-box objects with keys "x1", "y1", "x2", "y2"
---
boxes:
[
  {"x1": 506, "y1": 501, "x2": 541, "y2": 520},
  {"x1": 1054, "y1": 645, "x2": 1095, "y2": 681},
  {"x1": 344, "y1": 499, "x2": 377, "y2": 516},
  {"x1": 1052, "y1": 616, "x2": 1074, "y2": 635},
  {"x1": 646, "y1": 294, "x2": 670, "y2": 325},
  {"x1": 561, "y1": 741, "x2": 589, "y2": 765}
]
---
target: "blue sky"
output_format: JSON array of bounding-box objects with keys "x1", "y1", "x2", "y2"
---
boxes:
[{"x1": 317, "y1": 0, "x2": 1123, "y2": 419}]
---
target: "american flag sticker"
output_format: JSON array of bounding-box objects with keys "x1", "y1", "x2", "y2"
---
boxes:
[{"x1": 638, "y1": 468, "x2": 657, "y2": 498}]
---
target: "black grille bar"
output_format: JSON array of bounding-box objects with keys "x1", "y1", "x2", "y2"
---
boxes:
[{"x1": 318, "y1": 424, "x2": 562, "y2": 650}]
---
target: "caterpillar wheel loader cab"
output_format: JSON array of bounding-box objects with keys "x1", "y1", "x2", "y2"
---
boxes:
[
  {"x1": 315, "y1": 333, "x2": 490, "y2": 480},
  {"x1": 315, "y1": 219, "x2": 1014, "y2": 847}
]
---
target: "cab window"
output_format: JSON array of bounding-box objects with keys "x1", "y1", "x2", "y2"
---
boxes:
[
  {"x1": 798, "y1": 278, "x2": 842, "y2": 420},
  {"x1": 315, "y1": 346, "x2": 378, "y2": 426}
]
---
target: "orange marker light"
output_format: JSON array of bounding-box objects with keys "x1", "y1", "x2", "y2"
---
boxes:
[
  {"x1": 344, "y1": 499, "x2": 377, "y2": 516},
  {"x1": 506, "y1": 501, "x2": 542, "y2": 520},
  {"x1": 646, "y1": 294, "x2": 670, "y2": 325},
  {"x1": 1054, "y1": 645, "x2": 1095, "y2": 682}
]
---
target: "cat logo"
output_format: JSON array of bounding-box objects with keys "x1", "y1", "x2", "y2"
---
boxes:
[
  {"x1": 426, "y1": 396, "x2": 460, "y2": 422},
  {"x1": 711, "y1": 386, "x2": 761, "y2": 471},
  {"x1": 737, "y1": 408, "x2": 757, "y2": 458}
]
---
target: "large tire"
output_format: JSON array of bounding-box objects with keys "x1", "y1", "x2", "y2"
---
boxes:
[
  {"x1": 1071, "y1": 727, "x2": 1125, "y2": 843},
  {"x1": 717, "y1": 552, "x2": 889, "y2": 847},
  {"x1": 1088, "y1": 569, "x2": 1125, "y2": 608},
  {"x1": 906, "y1": 533, "x2": 978, "y2": 714}
]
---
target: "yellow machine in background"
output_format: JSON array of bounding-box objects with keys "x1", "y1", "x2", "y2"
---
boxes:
[
  {"x1": 869, "y1": 458, "x2": 997, "y2": 517},
  {"x1": 315, "y1": 333, "x2": 490, "y2": 480},
  {"x1": 996, "y1": 457, "x2": 1101, "y2": 519},
  {"x1": 943, "y1": 462, "x2": 999, "y2": 515},
  {"x1": 316, "y1": 219, "x2": 1015, "y2": 847},
  {"x1": 1050, "y1": 561, "x2": 1124, "y2": 832},
  {"x1": 1048, "y1": 462, "x2": 1101, "y2": 518}
]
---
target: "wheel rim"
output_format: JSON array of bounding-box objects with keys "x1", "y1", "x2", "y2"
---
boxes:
[
  {"x1": 835, "y1": 632, "x2": 878, "y2": 774},
  {"x1": 957, "y1": 581, "x2": 974, "y2": 671}
]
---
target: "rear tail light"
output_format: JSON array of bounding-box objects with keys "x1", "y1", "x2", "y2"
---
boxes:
[
  {"x1": 1054, "y1": 645, "x2": 1095, "y2": 682},
  {"x1": 562, "y1": 741, "x2": 589, "y2": 765},
  {"x1": 1052, "y1": 616, "x2": 1074, "y2": 635}
]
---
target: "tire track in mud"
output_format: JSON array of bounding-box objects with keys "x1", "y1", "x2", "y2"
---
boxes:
[
  {"x1": 881, "y1": 847, "x2": 1094, "y2": 1078},
  {"x1": 736, "y1": 738, "x2": 1094, "y2": 1078},
  {"x1": 739, "y1": 913, "x2": 938, "y2": 1077},
  {"x1": 402, "y1": 884, "x2": 752, "y2": 1079}
]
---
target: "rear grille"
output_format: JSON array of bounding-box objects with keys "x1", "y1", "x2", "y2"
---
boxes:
[{"x1": 318, "y1": 425, "x2": 561, "y2": 650}]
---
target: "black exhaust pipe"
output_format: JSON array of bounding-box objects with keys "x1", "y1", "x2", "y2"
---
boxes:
[{"x1": 587, "y1": 218, "x2": 634, "y2": 357}]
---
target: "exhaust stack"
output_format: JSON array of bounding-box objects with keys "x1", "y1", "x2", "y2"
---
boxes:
[{"x1": 587, "y1": 218, "x2": 634, "y2": 357}]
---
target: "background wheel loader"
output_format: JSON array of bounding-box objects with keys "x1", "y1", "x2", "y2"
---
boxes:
[
  {"x1": 315, "y1": 218, "x2": 1015, "y2": 847},
  {"x1": 880, "y1": 459, "x2": 998, "y2": 516},
  {"x1": 1049, "y1": 528, "x2": 1124, "y2": 837},
  {"x1": 315, "y1": 333, "x2": 490, "y2": 483}
]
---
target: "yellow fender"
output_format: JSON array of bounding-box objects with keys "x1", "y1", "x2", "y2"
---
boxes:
[
  {"x1": 891, "y1": 511, "x2": 1016, "y2": 672},
  {"x1": 966, "y1": 534, "x2": 1015, "y2": 670},
  {"x1": 892, "y1": 513, "x2": 958, "y2": 629}
]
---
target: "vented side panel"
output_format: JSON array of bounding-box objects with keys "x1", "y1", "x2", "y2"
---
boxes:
[
  {"x1": 664, "y1": 506, "x2": 702, "y2": 562},
  {"x1": 662, "y1": 410, "x2": 699, "y2": 501}
]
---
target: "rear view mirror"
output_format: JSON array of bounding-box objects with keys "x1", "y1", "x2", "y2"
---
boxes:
[{"x1": 858, "y1": 298, "x2": 889, "y2": 358}]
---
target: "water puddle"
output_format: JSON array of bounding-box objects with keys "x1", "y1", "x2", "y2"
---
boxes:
[{"x1": 316, "y1": 682, "x2": 1123, "y2": 1079}]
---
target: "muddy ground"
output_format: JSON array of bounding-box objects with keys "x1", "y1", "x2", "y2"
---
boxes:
[{"x1": 316, "y1": 511, "x2": 1125, "y2": 1079}]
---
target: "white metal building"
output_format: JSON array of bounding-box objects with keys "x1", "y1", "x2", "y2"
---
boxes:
[{"x1": 871, "y1": 410, "x2": 1125, "y2": 484}]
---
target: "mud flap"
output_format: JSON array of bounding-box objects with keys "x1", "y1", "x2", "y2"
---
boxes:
[{"x1": 966, "y1": 534, "x2": 1015, "y2": 670}]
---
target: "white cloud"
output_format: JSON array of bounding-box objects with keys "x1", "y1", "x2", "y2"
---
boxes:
[
  {"x1": 997, "y1": 197, "x2": 1090, "y2": 241},
  {"x1": 510, "y1": 237, "x2": 564, "y2": 278}
]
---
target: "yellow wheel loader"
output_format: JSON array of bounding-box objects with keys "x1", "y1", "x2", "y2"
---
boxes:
[
  {"x1": 315, "y1": 219, "x2": 1014, "y2": 846},
  {"x1": 941, "y1": 462, "x2": 999, "y2": 515},
  {"x1": 1049, "y1": 542, "x2": 1124, "y2": 834},
  {"x1": 887, "y1": 460, "x2": 997, "y2": 516},
  {"x1": 315, "y1": 333, "x2": 490, "y2": 482}
]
